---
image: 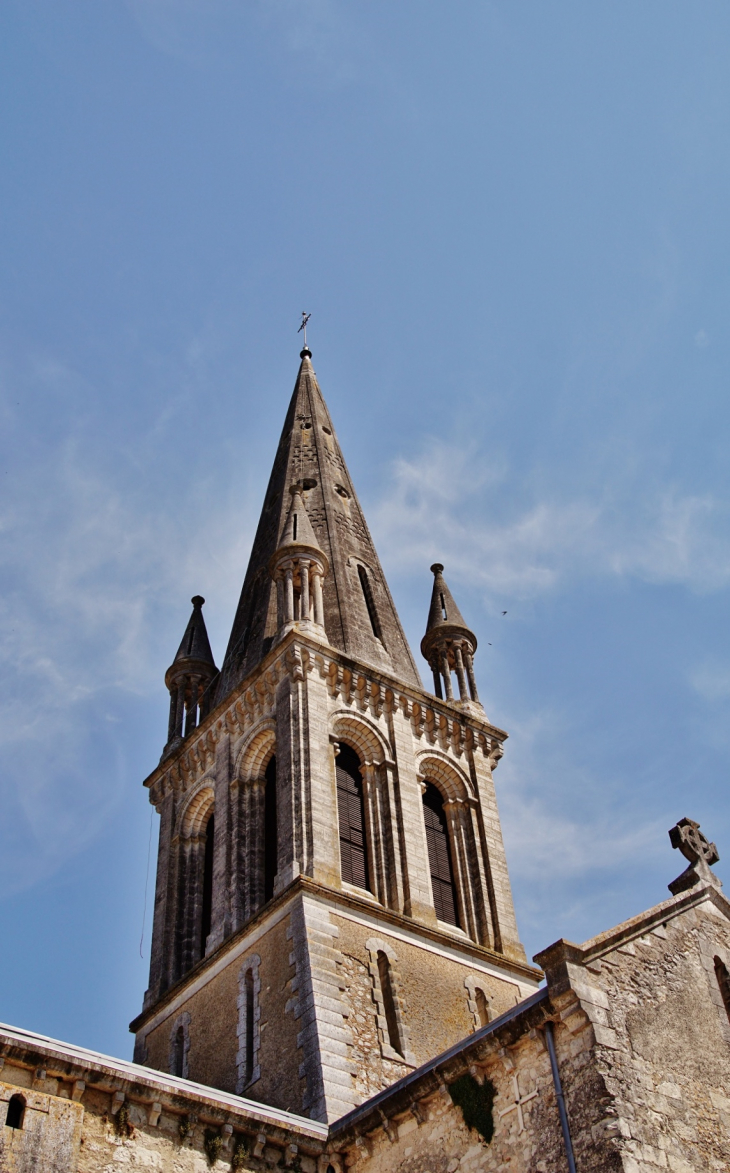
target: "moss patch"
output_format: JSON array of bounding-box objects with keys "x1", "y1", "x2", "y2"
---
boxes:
[{"x1": 448, "y1": 1074, "x2": 496, "y2": 1143}]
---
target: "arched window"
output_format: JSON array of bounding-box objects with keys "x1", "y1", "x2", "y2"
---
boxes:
[
  {"x1": 264, "y1": 756, "x2": 277, "y2": 902},
  {"x1": 422, "y1": 782, "x2": 459, "y2": 927},
  {"x1": 6, "y1": 1095, "x2": 25, "y2": 1130},
  {"x1": 377, "y1": 950, "x2": 403, "y2": 1057},
  {"x1": 200, "y1": 811, "x2": 215, "y2": 955},
  {"x1": 475, "y1": 987, "x2": 490, "y2": 1028},
  {"x1": 244, "y1": 969, "x2": 255, "y2": 1084},
  {"x1": 336, "y1": 744, "x2": 370, "y2": 891},
  {"x1": 715, "y1": 956, "x2": 730, "y2": 1022},
  {"x1": 172, "y1": 1026, "x2": 185, "y2": 1077}
]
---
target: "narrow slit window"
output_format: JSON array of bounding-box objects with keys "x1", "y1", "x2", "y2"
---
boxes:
[
  {"x1": 715, "y1": 956, "x2": 730, "y2": 1022},
  {"x1": 357, "y1": 564, "x2": 385, "y2": 645},
  {"x1": 475, "y1": 988, "x2": 490, "y2": 1028},
  {"x1": 336, "y1": 744, "x2": 370, "y2": 891},
  {"x1": 6, "y1": 1095, "x2": 25, "y2": 1130},
  {"x1": 422, "y1": 782, "x2": 459, "y2": 927},
  {"x1": 264, "y1": 756, "x2": 277, "y2": 902},
  {"x1": 440, "y1": 592, "x2": 447, "y2": 619},
  {"x1": 244, "y1": 969, "x2": 255, "y2": 1083},
  {"x1": 200, "y1": 811, "x2": 215, "y2": 955},
  {"x1": 377, "y1": 951, "x2": 403, "y2": 1056},
  {"x1": 293, "y1": 514, "x2": 298, "y2": 540},
  {"x1": 172, "y1": 1026, "x2": 185, "y2": 1077}
]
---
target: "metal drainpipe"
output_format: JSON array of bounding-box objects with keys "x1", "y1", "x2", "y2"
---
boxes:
[{"x1": 544, "y1": 1021, "x2": 578, "y2": 1173}]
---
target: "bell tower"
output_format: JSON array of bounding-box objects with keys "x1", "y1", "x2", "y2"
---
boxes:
[{"x1": 131, "y1": 346, "x2": 540, "y2": 1123}]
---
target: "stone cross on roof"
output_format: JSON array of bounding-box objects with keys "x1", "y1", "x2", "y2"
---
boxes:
[{"x1": 668, "y1": 817, "x2": 722, "y2": 895}]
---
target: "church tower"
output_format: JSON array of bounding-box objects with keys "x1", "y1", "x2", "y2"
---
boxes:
[{"x1": 131, "y1": 345, "x2": 540, "y2": 1123}]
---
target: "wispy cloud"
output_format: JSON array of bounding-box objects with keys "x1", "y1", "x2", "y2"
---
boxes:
[
  {"x1": 0, "y1": 372, "x2": 255, "y2": 892},
  {"x1": 374, "y1": 438, "x2": 730, "y2": 600},
  {"x1": 690, "y1": 660, "x2": 730, "y2": 702}
]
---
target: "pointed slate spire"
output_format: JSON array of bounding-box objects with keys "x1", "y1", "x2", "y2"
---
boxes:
[
  {"x1": 163, "y1": 597, "x2": 218, "y2": 755},
  {"x1": 421, "y1": 564, "x2": 481, "y2": 708},
  {"x1": 215, "y1": 351, "x2": 421, "y2": 700}
]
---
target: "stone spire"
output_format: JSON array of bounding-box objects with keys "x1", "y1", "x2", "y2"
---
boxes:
[
  {"x1": 421, "y1": 564, "x2": 481, "y2": 707},
  {"x1": 215, "y1": 350, "x2": 421, "y2": 700},
  {"x1": 268, "y1": 484, "x2": 329, "y2": 640},
  {"x1": 163, "y1": 596, "x2": 218, "y2": 754}
]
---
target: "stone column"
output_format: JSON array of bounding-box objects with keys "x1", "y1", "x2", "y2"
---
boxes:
[
  {"x1": 248, "y1": 777, "x2": 266, "y2": 914},
  {"x1": 464, "y1": 647, "x2": 479, "y2": 702},
  {"x1": 284, "y1": 567, "x2": 295, "y2": 624},
  {"x1": 144, "y1": 791, "x2": 175, "y2": 1007},
  {"x1": 468, "y1": 742, "x2": 528, "y2": 962},
  {"x1": 386, "y1": 701, "x2": 436, "y2": 923},
  {"x1": 380, "y1": 759, "x2": 406, "y2": 913},
  {"x1": 276, "y1": 577, "x2": 284, "y2": 628},
  {"x1": 300, "y1": 559, "x2": 310, "y2": 621},
  {"x1": 312, "y1": 569, "x2": 325, "y2": 627},
  {"x1": 443, "y1": 798, "x2": 475, "y2": 938},
  {"x1": 167, "y1": 689, "x2": 177, "y2": 736},
  {"x1": 184, "y1": 676, "x2": 200, "y2": 736},
  {"x1": 430, "y1": 658, "x2": 443, "y2": 700},
  {"x1": 362, "y1": 762, "x2": 385, "y2": 903},
  {"x1": 454, "y1": 643, "x2": 468, "y2": 701},
  {"x1": 174, "y1": 681, "x2": 186, "y2": 738},
  {"x1": 208, "y1": 734, "x2": 232, "y2": 950},
  {"x1": 439, "y1": 650, "x2": 453, "y2": 700}
]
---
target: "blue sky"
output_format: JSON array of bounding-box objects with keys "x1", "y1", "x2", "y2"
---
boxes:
[{"x1": 2, "y1": 1, "x2": 730, "y2": 1061}]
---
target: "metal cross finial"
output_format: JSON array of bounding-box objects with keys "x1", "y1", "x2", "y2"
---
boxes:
[{"x1": 298, "y1": 312, "x2": 311, "y2": 349}]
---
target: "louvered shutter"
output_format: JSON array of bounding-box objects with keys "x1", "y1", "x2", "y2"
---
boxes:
[
  {"x1": 423, "y1": 784, "x2": 459, "y2": 926},
  {"x1": 336, "y1": 746, "x2": 370, "y2": 891}
]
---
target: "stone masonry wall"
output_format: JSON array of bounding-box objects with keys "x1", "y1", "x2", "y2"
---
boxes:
[
  {"x1": 334, "y1": 913, "x2": 524, "y2": 1078},
  {"x1": 0, "y1": 1026, "x2": 327, "y2": 1173},
  {"x1": 140, "y1": 911, "x2": 303, "y2": 1113},
  {"x1": 538, "y1": 886, "x2": 730, "y2": 1172}
]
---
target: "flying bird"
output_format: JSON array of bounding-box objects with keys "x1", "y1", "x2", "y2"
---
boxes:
[{"x1": 501, "y1": 611, "x2": 507, "y2": 615}]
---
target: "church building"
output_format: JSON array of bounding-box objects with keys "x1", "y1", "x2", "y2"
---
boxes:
[{"x1": 1, "y1": 345, "x2": 730, "y2": 1172}]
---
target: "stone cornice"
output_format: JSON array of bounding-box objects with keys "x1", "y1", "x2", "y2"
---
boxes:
[
  {"x1": 130, "y1": 875, "x2": 542, "y2": 1034},
  {"x1": 533, "y1": 879, "x2": 730, "y2": 980},
  {"x1": 0, "y1": 1021, "x2": 328, "y2": 1148},
  {"x1": 144, "y1": 629, "x2": 509, "y2": 804}
]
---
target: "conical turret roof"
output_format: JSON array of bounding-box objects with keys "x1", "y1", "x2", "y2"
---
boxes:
[
  {"x1": 166, "y1": 596, "x2": 217, "y2": 687},
  {"x1": 215, "y1": 351, "x2": 421, "y2": 699},
  {"x1": 421, "y1": 564, "x2": 477, "y2": 662},
  {"x1": 275, "y1": 484, "x2": 326, "y2": 560}
]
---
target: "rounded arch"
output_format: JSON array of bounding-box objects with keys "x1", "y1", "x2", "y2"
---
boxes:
[
  {"x1": 415, "y1": 750, "x2": 473, "y2": 801},
  {"x1": 331, "y1": 711, "x2": 388, "y2": 766},
  {"x1": 177, "y1": 780, "x2": 215, "y2": 838},
  {"x1": 234, "y1": 719, "x2": 276, "y2": 782}
]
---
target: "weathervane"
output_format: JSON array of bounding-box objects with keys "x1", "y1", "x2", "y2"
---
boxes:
[{"x1": 298, "y1": 311, "x2": 311, "y2": 350}]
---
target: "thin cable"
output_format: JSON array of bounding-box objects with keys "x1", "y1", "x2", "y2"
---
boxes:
[{"x1": 139, "y1": 807, "x2": 154, "y2": 959}]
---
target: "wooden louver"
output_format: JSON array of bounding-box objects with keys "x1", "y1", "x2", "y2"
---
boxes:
[
  {"x1": 336, "y1": 745, "x2": 370, "y2": 891},
  {"x1": 423, "y1": 782, "x2": 459, "y2": 926}
]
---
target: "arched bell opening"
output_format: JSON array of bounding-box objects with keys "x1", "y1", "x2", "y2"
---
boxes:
[{"x1": 422, "y1": 781, "x2": 459, "y2": 928}]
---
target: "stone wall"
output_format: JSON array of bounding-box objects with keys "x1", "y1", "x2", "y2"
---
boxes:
[
  {"x1": 0, "y1": 1024, "x2": 327, "y2": 1173},
  {"x1": 5, "y1": 878, "x2": 730, "y2": 1170},
  {"x1": 139, "y1": 908, "x2": 303, "y2": 1112}
]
